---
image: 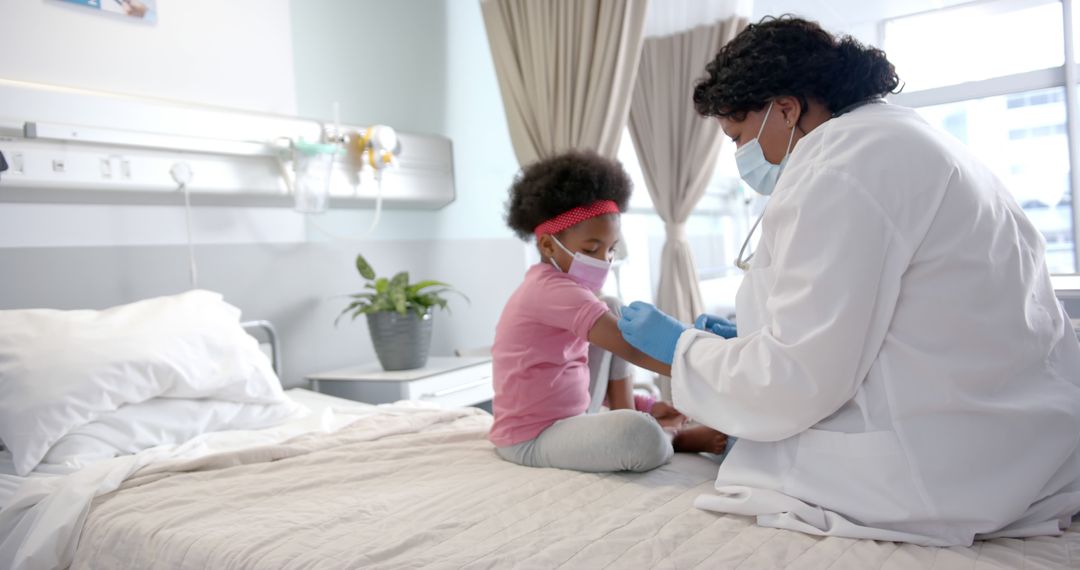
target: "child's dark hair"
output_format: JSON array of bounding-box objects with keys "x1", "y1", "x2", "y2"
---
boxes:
[
  {"x1": 505, "y1": 150, "x2": 631, "y2": 240},
  {"x1": 693, "y1": 15, "x2": 900, "y2": 120}
]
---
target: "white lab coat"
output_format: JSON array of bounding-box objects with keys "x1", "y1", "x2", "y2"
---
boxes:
[{"x1": 672, "y1": 102, "x2": 1080, "y2": 547}]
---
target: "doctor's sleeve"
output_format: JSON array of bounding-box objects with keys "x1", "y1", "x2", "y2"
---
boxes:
[{"x1": 670, "y1": 167, "x2": 910, "y2": 442}]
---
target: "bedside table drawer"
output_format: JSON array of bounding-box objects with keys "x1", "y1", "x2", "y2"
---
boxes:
[
  {"x1": 405, "y1": 362, "x2": 494, "y2": 408},
  {"x1": 307, "y1": 357, "x2": 493, "y2": 407}
]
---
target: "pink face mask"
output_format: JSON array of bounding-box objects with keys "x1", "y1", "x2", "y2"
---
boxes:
[{"x1": 549, "y1": 236, "x2": 611, "y2": 292}]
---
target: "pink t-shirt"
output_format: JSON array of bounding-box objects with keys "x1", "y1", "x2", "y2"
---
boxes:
[{"x1": 488, "y1": 263, "x2": 611, "y2": 447}]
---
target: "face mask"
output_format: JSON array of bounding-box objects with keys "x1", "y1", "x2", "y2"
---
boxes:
[
  {"x1": 734, "y1": 101, "x2": 798, "y2": 196},
  {"x1": 549, "y1": 236, "x2": 611, "y2": 291}
]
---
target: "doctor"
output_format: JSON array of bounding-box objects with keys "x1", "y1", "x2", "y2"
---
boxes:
[{"x1": 618, "y1": 16, "x2": 1080, "y2": 546}]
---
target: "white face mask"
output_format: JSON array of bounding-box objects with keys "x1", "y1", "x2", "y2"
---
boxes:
[
  {"x1": 734, "y1": 101, "x2": 798, "y2": 196},
  {"x1": 549, "y1": 235, "x2": 611, "y2": 292}
]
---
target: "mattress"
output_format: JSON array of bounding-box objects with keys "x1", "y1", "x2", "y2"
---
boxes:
[
  {"x1": 0, "y1": 389, "x2": 379, "y2": 569},
  {"x1": 66, "y1": 393, "x2": 1080, "y2": 570}
]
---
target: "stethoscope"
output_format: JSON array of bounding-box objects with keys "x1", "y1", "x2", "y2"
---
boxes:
[
  {"x1": 735, "y1": 208, "x2": 765, "y2": 271},
  {"x1": 733, "y1": 98, "x2": 885, "y2": 272}
]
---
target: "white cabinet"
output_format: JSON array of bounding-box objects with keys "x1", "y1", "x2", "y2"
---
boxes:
[{"x1": 307, "y1": 357, "x2": 493, "y2": 408}]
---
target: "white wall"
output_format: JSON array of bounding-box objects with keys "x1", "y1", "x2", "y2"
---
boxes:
[
  {"x1": 0, "y1": 0, "x2": 297, "y2": 114},
  {"x1": 290, "y1": 0, "x2": 445, "y2": 133},
  {"x1": 0, "y1": 0, "x2": 303, "y2": 251},
  {"x1": 288, "y1": 0, "x2": 528, "y2": 359},
  {"x1": 0, "y1": 203, "x2": 306, "y2": 248},
  {"x1": 290, "y1": 0, "x2": 521, "y2": 243},
  {"x1": 0, "y1": 0, "x2": 527, "y2": 365},
  {"x1": 433, "y1": 2, "x2": 523, "y2": 242},
  {"x1": 0, "y1": 0, "x2": 521, "y2": 247}
]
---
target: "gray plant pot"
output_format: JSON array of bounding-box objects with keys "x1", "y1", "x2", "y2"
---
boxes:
[{"x1": 366, "y1": 309, "x2": 433, "y2": 371}]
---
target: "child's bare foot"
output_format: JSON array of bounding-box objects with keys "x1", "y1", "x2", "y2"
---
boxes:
[
  {"x1": 672, "y1": 425, "x2": 729, "y2": 454},
  {"x1": 650, "y1": 401, "x2": 687, "y2": 430}
]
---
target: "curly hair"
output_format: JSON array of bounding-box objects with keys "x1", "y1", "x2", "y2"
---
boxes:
[
  {"x1": 505, "y1": 150, "x2": 631, "y2": 241},
  {"x1": 693, "y1": 16, "x2": 900, "y2": 120}
]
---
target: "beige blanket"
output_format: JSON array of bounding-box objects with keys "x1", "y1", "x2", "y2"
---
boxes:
[{"x1": 72, "y1": 406, "x2": 1080, "y2": 569}]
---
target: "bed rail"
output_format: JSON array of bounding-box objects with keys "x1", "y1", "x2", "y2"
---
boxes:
[{"x1": 241, "y1": 320, "x2": 282, "y2": 376}]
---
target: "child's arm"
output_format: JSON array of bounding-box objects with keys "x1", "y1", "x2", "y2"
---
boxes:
[
  {"x1": 588, "y1": 312, "x2": 673, "y2": 377},
  {"x1": 607, "y1": 377, "x2": 634, "y2": 410}
]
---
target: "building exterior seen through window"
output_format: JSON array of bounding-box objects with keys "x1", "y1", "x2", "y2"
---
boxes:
[
  {"x1": 885, "y1": 0, "x2": 1076, "y2": 273},
  {"x1": 917, "y1": 88, "x2": 1075, "y2": 273},
  {"x1": 612, "y1": 0, "x2": 1080, "y2": 313}
]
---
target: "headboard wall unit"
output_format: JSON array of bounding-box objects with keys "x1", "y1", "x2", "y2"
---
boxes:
[{"x1": 0, "y1": 79, "x2": 455, "y2": 210}]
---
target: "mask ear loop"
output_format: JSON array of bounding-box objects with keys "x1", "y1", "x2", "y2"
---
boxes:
[
  {"x1": 755, "y1": 102, "x2": 774, "y2": 141},
  {"x1": 547, "y1": 234, "x2": 573, "y2": 273},
  {"x1": 735, "y1": 105, "x2": 800, "y2": 271},
  {"x1": 550, "y1": 234, "x2": 574, "y2": 255},
  {"x1": 783, "y1": 117, "x2": 797, "y2": 157}
]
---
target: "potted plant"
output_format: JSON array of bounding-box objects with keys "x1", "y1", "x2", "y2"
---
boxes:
[{"x1": 337, "y1": 254, "x2": 465, "y2": 371}]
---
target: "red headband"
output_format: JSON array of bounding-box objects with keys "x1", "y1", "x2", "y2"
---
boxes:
[{"x1": 534, "y1": 200, "x2": 620, "y2": 238}]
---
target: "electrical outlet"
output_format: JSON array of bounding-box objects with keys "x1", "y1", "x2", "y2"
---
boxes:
[
  {"x1": 10, "y1": 152, "x2": 23, "y2": 174},
  {"x1": 52, "y1": 159, "x2": 65, "y2": 173},
  {"x1": 99, "y1": 158, "x2": 112, "y2": 178},
  {"x1": 120, "y1": 159, "x2": 131, "y2": 179}
]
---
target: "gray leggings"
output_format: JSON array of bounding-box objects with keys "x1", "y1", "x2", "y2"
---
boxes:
[{"x1": 495, "y1": 409, "x2": 674, "y2": 473}]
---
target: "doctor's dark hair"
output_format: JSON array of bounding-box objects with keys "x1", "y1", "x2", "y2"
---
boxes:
[
  {"x1": 693, "y1": 16, "x2": 900, "y2": 120},
  {"x1": 504, "y1": 150, "x2": 631, "y2": 241}
]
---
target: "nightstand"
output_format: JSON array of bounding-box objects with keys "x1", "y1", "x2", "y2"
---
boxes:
[{"x1": 306, "y1": 356, "x2": 493, "y2": 408}]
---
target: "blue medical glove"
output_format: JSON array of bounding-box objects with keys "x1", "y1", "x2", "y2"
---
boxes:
[
  {"x1": 617, "y1": 301, "x2": 689, "y2": 365},
  {"x1": 694, "y1": 313, "x2": 738, "y2": 339}
]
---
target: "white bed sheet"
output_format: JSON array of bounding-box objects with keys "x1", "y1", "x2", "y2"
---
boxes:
[
  {"x1": 0, "y1": 389, "x2": 377, "y2": 570},
  {"x1": 4, "y1": 390, "x2": 1080, "y2": 570},
  {"x1": 66, "y1": 402, "x2": 1080, "y2": 570}
]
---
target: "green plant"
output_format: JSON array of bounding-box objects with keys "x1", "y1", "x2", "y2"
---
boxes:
[{"x1": 336, "y1": 253, "x2": 467, "y2": 324}]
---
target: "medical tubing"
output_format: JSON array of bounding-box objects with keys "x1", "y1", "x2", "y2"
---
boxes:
[
  {"x1": 275, "y1": 138, "x2": 296, "y2": 195},
  {"x1": 180, "y1": 181, "x2": 198, "y2": 289},
  {"x1": 323, "y1": 142, "x2": 337, "y2": 208},
  {"x1": 365, "y1": 172, "x2": 384, "y2": 236}
]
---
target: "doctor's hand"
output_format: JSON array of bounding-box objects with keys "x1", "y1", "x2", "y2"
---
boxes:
[
  {"x1": 617, "y1": 301, "x2": 689, "y2": 365},
  {"x1": 694, "y1": 314, "x2": 737, "y2": 339}
]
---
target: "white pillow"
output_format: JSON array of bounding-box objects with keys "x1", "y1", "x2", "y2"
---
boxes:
[
  {"x1": 40, "y1": 396, "x2": 302, "y2": 470},
  {"x1": 0, "y1": 290, "x2": 286, "y2": 476}
]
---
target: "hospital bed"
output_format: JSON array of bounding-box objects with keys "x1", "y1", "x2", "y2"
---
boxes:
[
  {"x1": 1052, "y1": 275, "x2": 1080, "y2": 339},
  {"x1": 2, "y1": 304, "x2": 1079, "y2": 569}
]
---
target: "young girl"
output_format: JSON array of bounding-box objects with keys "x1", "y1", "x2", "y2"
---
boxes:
[{"x1": 490, "y1": 150, "x2": 728, "y2": 473}]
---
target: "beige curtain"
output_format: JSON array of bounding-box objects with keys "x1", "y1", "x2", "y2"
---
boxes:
[
  {"x1": 629, "y1": 18, "x2": 746, "y2": 399},
  {"x1": 629, "y1": 17, "x2": 746, "y2": 321},
  {"x1": 481, "y1": 0, "x2": 649, "y2": 164}
]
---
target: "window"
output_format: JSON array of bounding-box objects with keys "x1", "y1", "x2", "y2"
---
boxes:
[
  {"x1": 886, "y1": 0, "x2": 1078, "y2": 274},
  {"x1": 884, "y1": 0, "x2": 1064, "y2": 92},
  {"x1": 609, "y1": 130, "x2": 752, "y2": 312},
  {"x1": 917, "y1": 88, "x2": 1074, "y2": 271},
  {"x1": 612, "y1": 0, "x2": 1080, "y2": 313}
]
